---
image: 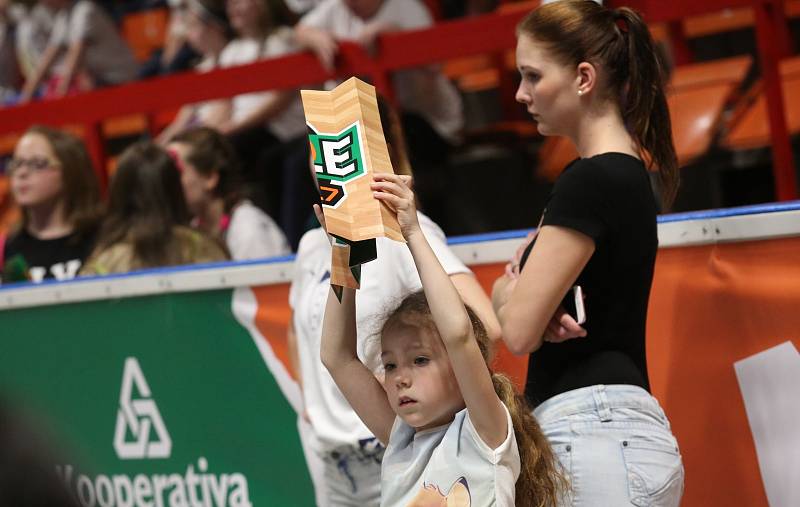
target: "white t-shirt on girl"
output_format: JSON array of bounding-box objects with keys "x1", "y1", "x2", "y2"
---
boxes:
[
  {"x1": 381, "y1": 404, "x2": 520, "y2": 507},
  {"x1": 218, "y1": 27, "x2": 307, "y2": 141}
]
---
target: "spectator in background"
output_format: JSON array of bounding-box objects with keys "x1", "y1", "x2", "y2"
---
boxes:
[
  {"x1": 19, "y1": 0, "x2": 138, "y2": 101},
  {"x1": 156, "y1": 0, "x2": 233, "y2": 144},
  {"x1": 295, "y1": 0, "x2": 464, "y2": 168},
  {"x1": 14, "y1": 0, "x2": 56, "y2": 85},
  {"x1": 0, "y1": 0, "x2": 24, "y2": 102},
  {"x1": 81, "y1": 141, "x2": 228, "y2": 275},
  {"x1": 215, "y1": 0, "x2": 304, "y2": 144},
  {"x1": 137, "y1": 0, "x2": 201, "y2": 78},
  {"x1": 1, "y1": 125, "x2": 101, "y2": 284},
  {"x1": 167, "y1": 127, "x2": 291, "y2": 259},
  {"x1": 210, "y1": 0, "x2": 307, "y2": 218}
]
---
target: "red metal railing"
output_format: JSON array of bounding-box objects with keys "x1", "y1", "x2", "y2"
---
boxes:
[{"x1": 1, "y1": 1, "x2": 796, "y2": 199}]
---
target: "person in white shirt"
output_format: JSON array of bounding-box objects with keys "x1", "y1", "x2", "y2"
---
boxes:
[
  {"x1": 15, "y1": 1, "x2": 56, "y2": 82},
  {"x1": 208, "y1": 0, "x2": 307, "y2": 238},
  {"x1": 0, "y1": 0, "x2": 23, "y2": 102},
  {"x1": 20, "y1": 0, "x2": 137, "y2": 101},
  {"x1": 157, "y1": 0, "x2": 233, "y2": 145},
  {"x1": 318, "y1": 169, "x2": 567, "y2": 506},
  {"x1": 167, "y1": 126, "x2": 290, "y2": 260},
  {"x1": 289, "y1": 98, "x2": 501, "y2": 506},
  {"x1": 215, "y1": 0, "x2": 305, "y2": 141}
]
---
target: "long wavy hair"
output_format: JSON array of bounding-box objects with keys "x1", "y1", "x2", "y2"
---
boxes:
[
  {"x1": 92, "y1": 141, "x2": 192, "y2": 268},
  {"x1": 518, "y1": 0, "x2": 679, "y2": 207},
  {"x1": 381, "y1": 291, "x2": 569, "y2": 507}
]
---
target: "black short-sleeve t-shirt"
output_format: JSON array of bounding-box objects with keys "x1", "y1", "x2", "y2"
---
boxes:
[
  {"x1": 520, "y1": 153, "x2": 658, "y2": 407},
  {"x1": 2, "y1": 228, "x2": 96, "y2": 284}
]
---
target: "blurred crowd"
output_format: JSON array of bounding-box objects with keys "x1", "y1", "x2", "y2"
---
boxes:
[{"x1": 0, "y1": 0, "x2": 504, "y2": 284}]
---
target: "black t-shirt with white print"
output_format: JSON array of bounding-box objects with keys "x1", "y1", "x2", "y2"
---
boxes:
[
  {"x1": 2, "y1": 228, "x2": 96, "y2": 283},
  {"x1": 519, "y1": 153, "x2": 658, "y2": 407}
]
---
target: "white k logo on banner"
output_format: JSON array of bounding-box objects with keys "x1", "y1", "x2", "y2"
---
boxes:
[{"x1": 113, "y1": 357, "x2": 172, "y2": 460}]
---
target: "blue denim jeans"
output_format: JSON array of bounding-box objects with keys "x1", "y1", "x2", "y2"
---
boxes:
[
  {"x1": 533, "y1": 385, "x2": 684, "y2": 507},
  {"x1": 320, "y1": 438, "x2": 384, "y2": 506}
]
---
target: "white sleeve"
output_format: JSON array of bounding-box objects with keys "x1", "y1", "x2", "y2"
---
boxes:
[
  {"x1": 378, "y1": 0, "x2": 431, "y2": 30},
  {"x1": 298, "y1": 0, "x2": 339, "y2": 29},
  {"x1": 48, "y1": 11, "x2": 68, "y2": 48},
  {"x1": 227, "y1": 205, "x2": 291, "y2": 261},
  {"x1": 418, "y1": 213, "x2": 470, "y2": 277},
  {"x1": 67, "y1": 1, "x2": 94, "y2": 44},
  {"x1": 218, "y1": 39, "x2": 243, "y2": 68},
  {"x1": 265, "y1": 27, "x2": 299, "y2": 55},
  {"x1": 463, "y1": 404, "x2": 516, "y2": 463}
]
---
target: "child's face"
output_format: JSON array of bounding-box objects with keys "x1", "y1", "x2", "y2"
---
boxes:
[
  {"x1": 381, "y1": 323, "x2": 465, "y2": 431},
  {"x1": 9, "y1": 133, "x2": 64, "y2": 210}
]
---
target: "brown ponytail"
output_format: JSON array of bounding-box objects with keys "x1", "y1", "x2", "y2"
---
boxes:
[
  {"x1": 518, "y1": 0, "x2": 679, "y2": 208},
  {"x1": 492, "y1": 373, "x2": 569, "y2": 507}
]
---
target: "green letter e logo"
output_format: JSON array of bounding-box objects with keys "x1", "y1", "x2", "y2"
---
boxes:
[{"x1": 308, "y1": 122, "x2": 365, "y2": 183}]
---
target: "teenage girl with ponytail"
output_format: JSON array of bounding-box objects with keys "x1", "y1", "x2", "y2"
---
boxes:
[
  {"x1": 492, "y1": 1, "x2": 684, "y2": 505},
  {"x1": 320, "y1": 172, "x2": 566, "y2": 506}
]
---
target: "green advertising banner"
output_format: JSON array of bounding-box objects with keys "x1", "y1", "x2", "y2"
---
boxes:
[{"x1": 0, "y1": 286, "x2": 313, "y2": 507}]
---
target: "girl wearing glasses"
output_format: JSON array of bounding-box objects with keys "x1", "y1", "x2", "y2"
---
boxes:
[{"x1": 2, "y1": 125, "x2": 101, "y2": 283}]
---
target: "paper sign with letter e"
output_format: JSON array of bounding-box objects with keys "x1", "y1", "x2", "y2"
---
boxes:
[{"x1": 301, "y1": 77, "x2": 403, "y2": 292}]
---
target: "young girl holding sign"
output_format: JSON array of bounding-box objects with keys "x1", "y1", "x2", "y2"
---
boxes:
[{"x1": 320, "y1": 173, "x2": 565, "y2": 506}]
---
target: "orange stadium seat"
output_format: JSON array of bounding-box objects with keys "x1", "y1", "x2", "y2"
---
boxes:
[
  {"x1": 122, "y1": 7, "x2": 169, "y2": 63},
  {"x1": 443, "y1": 54, "x2": 497, "y2": 93},
  {"x1": 0, "y1": 175, "x2": 21, "y2": 238},
  {"x1": 724, "y1": 56, "x2": 800, "y2": 150},
  {"x1": 102, "y1": 115, "x2": 149, "y2": 139},
  {"x1": 0, "y1": 133, "x2": 20, "y2": 158},
  {"x1": 682, "y1": 0, "x2": 800, "y2": 38},
  {"x1": 668, "y1": 55, "x2": 752, "y2": 165}
]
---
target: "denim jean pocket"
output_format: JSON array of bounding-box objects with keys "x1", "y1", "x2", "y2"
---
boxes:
[
  {"x1": 553, "y1": 442, "x2": 572, "y2": 476},
  {"x1": 621, "y1": 438, "x2": 684, "y2": 507},
  {"x1": 552, "y1": 442, "x2": 573, "y2": 505}
]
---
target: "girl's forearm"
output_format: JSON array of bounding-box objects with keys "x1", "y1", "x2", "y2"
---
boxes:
[
  {"x1": 407, "y1": 232, "x2": 472, "y2": 344},
  {"x1": 320, "y1": 286, "x2": 359, "y2": 371}
]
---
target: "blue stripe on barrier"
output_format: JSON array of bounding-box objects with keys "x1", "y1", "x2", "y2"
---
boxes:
[
  {"x1": 446, "y1": 229, "x2": 532, "y2": 245},
  {"x1": 0, "y1": 254, "x2": 296, "y2": 291},
  {"x1": 656, "y1": 201, "x2": 800, "y2": 223},
  {"x1": 2, "y1": 201, "x2": 798, "y2": 290},
  {"x1": 445, "y1": 201, "x2": 800, "y2": 244}
]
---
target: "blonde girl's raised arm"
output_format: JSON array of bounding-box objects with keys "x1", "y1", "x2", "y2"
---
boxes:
[
  {"x1": 373, "y1": 173, "x2": 508, "y2": 449},
  {"x1": 319, "y1": 286, "x2": 395, "y2": 445}
]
